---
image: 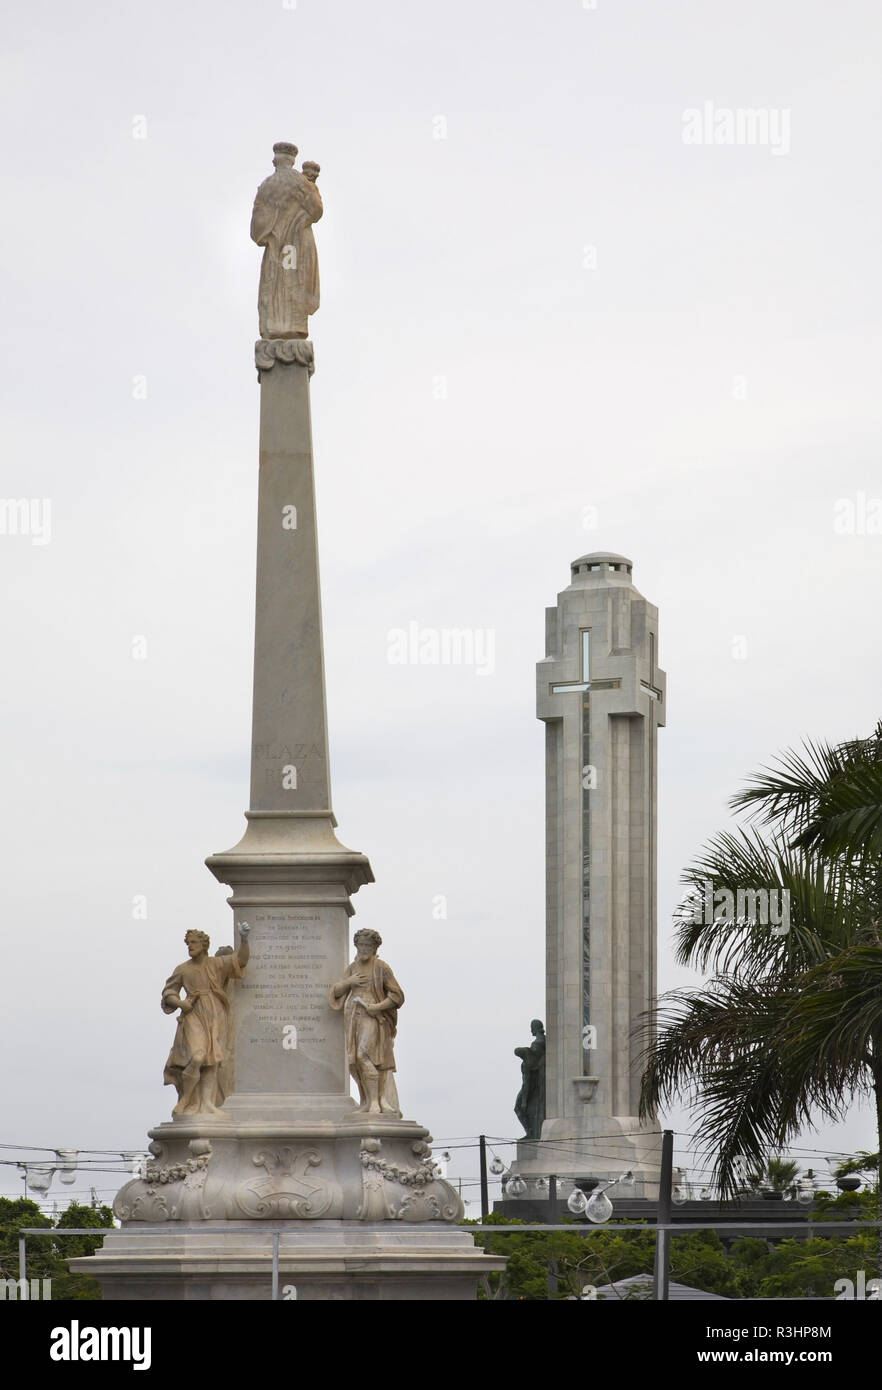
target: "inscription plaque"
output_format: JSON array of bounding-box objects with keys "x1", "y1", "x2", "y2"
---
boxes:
[{"x1": 232, "y1": 907, "x2": 348, "y2": 1095}]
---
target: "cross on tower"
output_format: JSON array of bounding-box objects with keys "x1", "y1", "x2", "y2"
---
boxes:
[
  {"x1": 641, "y1": 634, "x2": 663, "y2": 702},
  {"x1": 549, "y1": 631, "x2": 621, "y2": 697},
  {"x1": 549, "y1": 629, "x2": 662, "y2": 704},
  {"x1": 550, "y1": 631, "x2": 591, "y2": 694}
]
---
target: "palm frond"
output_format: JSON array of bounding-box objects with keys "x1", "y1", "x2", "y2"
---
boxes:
[
  {"x1": 731, "y1": 724, "x2": 882, "y2": 862},
  {"x1": 781, "y1": 946, "x2": 882, "y2": 1085},
  {"x1": 674, "y1": 829, "x2": 859, "y2": 977},
  {"x1": 793, "y1": 762, "x2": 882, "y2": 862},
  {"x1": 639, "y1": 981, "x2": 803, "y2": 1195},
  {"x1": 729, "y1": 737, "x2": 851, "y2": 831}
]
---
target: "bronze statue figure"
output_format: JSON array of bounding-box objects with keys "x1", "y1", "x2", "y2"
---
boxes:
[{"x1": 514, "y1": 1019, "x2": 546, "y2": 1140}]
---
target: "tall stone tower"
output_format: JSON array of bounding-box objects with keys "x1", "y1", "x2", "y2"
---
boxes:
[{"x1": 513, "y1": 553, "x2": 665, "y2": 1197}]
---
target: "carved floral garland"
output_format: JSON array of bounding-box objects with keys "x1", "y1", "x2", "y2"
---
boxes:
[{"x1": 144, "y1": 1153, "x2": 210, "y2": 1186}]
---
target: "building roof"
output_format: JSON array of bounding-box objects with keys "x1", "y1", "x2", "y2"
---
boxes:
[
  {"x1": 571, "y1": 552, "x2": 634, "y2": 569},
  {"x1": 592, "y1": 1274, "x2": 729, "y2": 1301}
]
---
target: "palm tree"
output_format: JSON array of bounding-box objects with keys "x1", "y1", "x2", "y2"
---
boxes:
[
  {"x1": 745, "y1": 1156, "x2": 801, "y2": 1197},
  {"x1": 639, "y1": 724, "x2": 882, "y2": 1232}
]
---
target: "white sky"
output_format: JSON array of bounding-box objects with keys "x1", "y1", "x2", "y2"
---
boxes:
[{"x1": 1, "y1": 0, "x2": 880, "y2": 1210}]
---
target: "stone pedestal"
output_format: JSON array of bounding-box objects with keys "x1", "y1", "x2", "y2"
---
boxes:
[
  {"x1": 89, "y1": 1226, "x2": 490, "y2": 1302},
  {"x1": 206, "y1": 814, "x2": 372, "y2": 1113},
  {"x1": 510, "y1": 1119, "x2": 661, "y2": 1201},
  {"x1": 81, "y1": 1117, "x2": 489, "y2": 1300}
]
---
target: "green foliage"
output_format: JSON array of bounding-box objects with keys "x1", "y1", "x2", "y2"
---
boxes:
[
  {"x1": 0, "y1": 1198, "x2": 114, "y2": 1301},
  {"x1": 745, "y1": 1156, "x2": 801, "y2": 1193},
  {"x1": 465, "y1": 1214, "x2": 614, "y2": 1300},
  {"x1": 668, "y1": 1230, "x2": 742, "y2": 1299},
  {"x1": 765, "y1": 1157, "x2": 801, "y2": 1190},
  {"x1": 834, "y1": 1151, "x2": 880, "y2": 1178},
  {"x1": 50, "y1": 1203, "x2": 115, "y2": 1300},
  {"x1": 739, "y1": 1237, "x2": 851, "y2": 1299},
  {"x1": 466, "y1": 1217, "x2": 880, "y2": 1300},
  {"x1": 812, "y1": 1187, "x2": 877, "y2": 1219},
  {"x1": 0, "y1": 1197, "x2": 54, "y2": 1285}
]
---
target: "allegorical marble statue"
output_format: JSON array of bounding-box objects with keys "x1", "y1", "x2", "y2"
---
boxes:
[
  {"x1": 250, "y1": 140, "x2": 322, "y2": 339},
  {"x1": 329, "y1": 929, "x2": 404, "y2": 1116},
  {"x1": 514, "y1": 1019, "x2": 546, "y2": 1140},
  {"x1": 162, "y1": 925, "x2": 250, "y2": 1118}
]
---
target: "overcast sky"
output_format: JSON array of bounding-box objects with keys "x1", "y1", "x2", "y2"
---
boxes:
[{"x1": 2, "y1": 0, "x2": 880, "y2": 1209}]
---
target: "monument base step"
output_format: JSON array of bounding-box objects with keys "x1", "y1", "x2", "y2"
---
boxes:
[{"x1": 70, "y1": 1223, "x2": 502, "y2": 1301}]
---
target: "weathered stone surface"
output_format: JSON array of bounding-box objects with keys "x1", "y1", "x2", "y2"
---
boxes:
[
  {"x1": 109, "y1": 1120, "x2": 462, "y2": 1227},
  {"x1": 330, "y1": 930, "x2": 403, "y2": 1117},
  {"x1": 251, "y1": 142, "x2": 322, "y2": 340},
  {"x1": 161, "y1": 927, "x2": 250, "y2": 1118},
  {"x1": 255, "y1": 338, "x2": 315, "y2": 374},
  {"x1": 74, "y1": 1224, "x2": 494, "y2": 1301}
]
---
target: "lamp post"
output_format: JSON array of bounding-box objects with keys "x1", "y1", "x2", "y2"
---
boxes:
[
  {"x1": 479, "y1": 1135, "x2": 489, "y2": 1219},
  {"x1": 652, "y1": 1129, "x2": 674, "y2": 1301}
]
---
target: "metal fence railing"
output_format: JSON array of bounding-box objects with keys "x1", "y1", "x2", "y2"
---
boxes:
[{"x1": 11, "y1": 1219, "x2": 882, "y2": 1301}]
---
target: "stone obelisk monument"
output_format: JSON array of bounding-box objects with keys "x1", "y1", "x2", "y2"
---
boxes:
[
  {"x1": 508, "y1": 554, "x2": 665, "y2": 1199},
  {"x1": 75, "y1": 142, "x2": 500, "y2": 1299}
]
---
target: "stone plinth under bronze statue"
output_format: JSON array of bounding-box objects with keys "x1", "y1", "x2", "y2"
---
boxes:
[{"x1": 72, "y1": 144, "x2": 501, "y2": 1300}]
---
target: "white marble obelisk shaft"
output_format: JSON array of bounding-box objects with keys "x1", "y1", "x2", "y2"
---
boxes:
[
  {"x1": 250, "y1": 353, "x2": 331, "y2": 814},
  {"x1": 206, "y1": 342, "x2": 373, "y2": 1120}
]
